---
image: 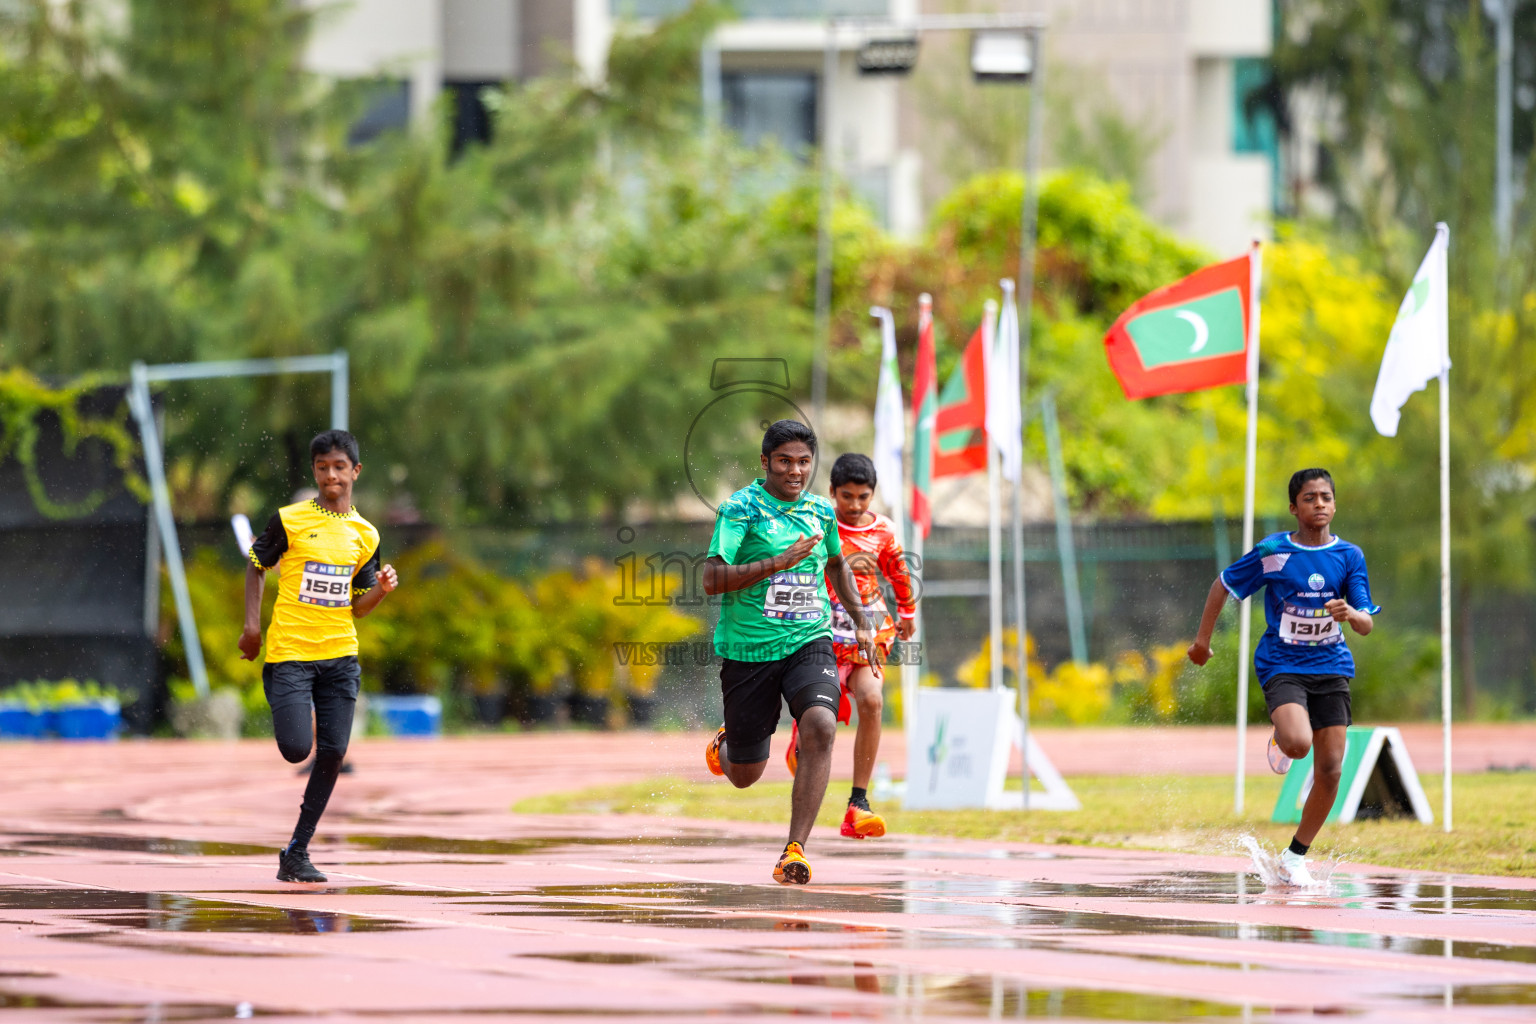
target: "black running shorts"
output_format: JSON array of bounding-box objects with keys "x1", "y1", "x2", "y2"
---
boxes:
[
  {"x1": 1263, "y1": 673, "x2": 1352, "y2": 730},
  {"x1": 719, "y1": 638, "x2": 840, "y2": 764}
]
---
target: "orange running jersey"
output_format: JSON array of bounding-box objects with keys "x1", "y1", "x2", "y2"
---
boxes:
[{"x1": 823, "y1": 512, "x2": 917, "y2": 666}]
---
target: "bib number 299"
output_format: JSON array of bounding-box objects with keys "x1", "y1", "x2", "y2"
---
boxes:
[{"x1": 763, "y1": 571, "x2": 822, "y2": 622}]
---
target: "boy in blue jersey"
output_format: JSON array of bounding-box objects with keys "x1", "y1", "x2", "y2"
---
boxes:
[{"x1": 1187, "y1": 468, "x2": 1378, "y2": 887}]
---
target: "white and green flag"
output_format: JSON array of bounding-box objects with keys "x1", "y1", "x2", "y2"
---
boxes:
[
  {"x1": 1371, "y1": 225, "x2": 1450, "y2": 437},
  {"x1": 870, "y1": 306, "x2": 905, "y2": 527}
]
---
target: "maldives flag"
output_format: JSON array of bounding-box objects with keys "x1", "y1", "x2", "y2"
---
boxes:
[
  {"x1": 933, "y1": 321, "x2": 989, "y2": 478},
  {"x1": 1103, "y1": 252, "x2": 1254, "y2": 399},
  {"x1": 910, "y1": 295, "x2": 937, "y2": 538}
]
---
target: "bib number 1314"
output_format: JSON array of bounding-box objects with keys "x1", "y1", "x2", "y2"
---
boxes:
[
  {"x1": 763, "y1": 571, "x2": 822, "y2": 622},
  {"x1": 1279, "y1": 604, "x2": 1340, "y2": 645}
]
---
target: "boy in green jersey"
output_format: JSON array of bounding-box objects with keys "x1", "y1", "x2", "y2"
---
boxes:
[{"x1": 702, "y1": 420, "x2": 879, "y2": 884}]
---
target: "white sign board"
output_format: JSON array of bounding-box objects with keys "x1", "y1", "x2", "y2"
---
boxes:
[
  {"x1": 902, "y1": 687, "x2": 1081, "y2": 811},
  {"x1": 903, "y1": 688, "x2": 1016, "y2": 810}
]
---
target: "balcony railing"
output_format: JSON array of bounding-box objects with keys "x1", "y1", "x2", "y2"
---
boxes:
[{"x1": 611, "y1": 0, "x2": 890, "y2": 21}]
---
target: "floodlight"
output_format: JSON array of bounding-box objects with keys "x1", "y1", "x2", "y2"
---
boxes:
[
  {"x1": 970, "y1": 31, "x2": 1033, "y2": 83},
  {"x1": 857, "y1": 36, "x2": 920, "y2": 75}
]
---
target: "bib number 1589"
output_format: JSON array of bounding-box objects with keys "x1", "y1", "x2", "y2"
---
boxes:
[{"x1": 299, "y1": 561, "x2": 353, "y2": 608}]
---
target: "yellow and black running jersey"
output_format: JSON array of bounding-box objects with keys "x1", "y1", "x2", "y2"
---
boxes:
[{"x1": 249, "y1": 499, "x2": 381, "y2": 663}]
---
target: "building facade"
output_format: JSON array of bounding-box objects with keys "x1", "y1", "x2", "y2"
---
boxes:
[{"x1": 299, "y1": 0, "x2": 1276, "y2": 254}]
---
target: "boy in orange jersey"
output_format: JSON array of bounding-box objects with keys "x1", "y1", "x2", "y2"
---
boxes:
[{"x1": 787, "y1": 453, "x2": 916, "y2": 839}]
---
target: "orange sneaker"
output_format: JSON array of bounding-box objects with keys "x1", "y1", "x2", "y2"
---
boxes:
[
  {"x1": 841, "y1": 803, "x2": 886, "y2": 839},
  {"x1": 704, "y1": 725, "x2": 726, "y2": 777},
  {"x1": 785, "y1": 721, "x2": 799, "y2": 777},
  {"x1": 773, "y1": 841, "x2": 811, "y2": 885}
]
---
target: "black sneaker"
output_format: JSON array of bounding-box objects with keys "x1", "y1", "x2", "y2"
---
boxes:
[{"x1": 276, "y1": 846, "x2": 327, "y2": 883}]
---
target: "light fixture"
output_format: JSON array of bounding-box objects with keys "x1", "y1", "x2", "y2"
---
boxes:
[
  {"x1": 857, "y1": 36, "x2": 921, "y2": 76},
  {"x1": 970, "y1": 30, "x2": 1033, "y2": 83}
]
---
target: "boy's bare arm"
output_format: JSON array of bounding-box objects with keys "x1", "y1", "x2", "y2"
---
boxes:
[
  {"x1": 238, "y1": 564, "x2": 265, "y2": 661},
  {"x1": 1187, "y1": 577, "x2": 1230, "y2": 666}
]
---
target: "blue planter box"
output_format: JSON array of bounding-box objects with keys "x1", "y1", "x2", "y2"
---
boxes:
[
  {"x1": 371, "y1": 695, "x2": 442, "y2": 737},
  {"x1": 0, "y1": 706, "x2": 45, "y2": 739},
  {"x1": 54, "y1": 699, "x2": 121, "y2": 740}
]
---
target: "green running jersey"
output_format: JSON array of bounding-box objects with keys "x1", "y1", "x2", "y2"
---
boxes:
[{"x1": 708, "y1": 480, "x2": 841, "y2": 662}]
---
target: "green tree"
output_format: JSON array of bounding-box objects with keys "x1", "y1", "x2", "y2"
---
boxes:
[
  {"x1": 1268, "y1": 0, "x2": 1536, "y2": 710},
  {"x1": 0, "y1": 0, "x2": 816, "y2": 522}
]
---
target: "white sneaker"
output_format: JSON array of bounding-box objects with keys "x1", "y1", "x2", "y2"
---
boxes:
[
  {"x1": 1279, "y1": 849, "x2": 1317, "y2": 887},
  {"x1": 1267, "y1": 733, "x2": 1293, "y2": 775}
]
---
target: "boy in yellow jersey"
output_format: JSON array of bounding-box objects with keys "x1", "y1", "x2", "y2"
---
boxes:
[{"x1": 239, "y1": 430, "x2": 398, "y2": 883}]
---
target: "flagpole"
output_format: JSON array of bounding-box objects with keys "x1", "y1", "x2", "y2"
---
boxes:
[
  {"x1": 984, "y1": 299, "x2": 1003, "y2": 691},
  {"x1": 1235, "y1": 239, "x2": 1263, "y2": 816},
  {"x1": 1437, "y1": 223, "x2": 1453, "y2": 833},
  {"x1": 909, "y1": 294, "x2": 934, "y2": 759},
  {"x1": 1439, "y1": 365, "x2": 1452, "y2": 833}
]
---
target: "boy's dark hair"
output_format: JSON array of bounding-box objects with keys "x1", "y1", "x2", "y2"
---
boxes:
[
  {"x1": 1288, "y1": 468, "x2": 1334, "y2": 505},
  {"x1": 311, "y1": 429, "x2": 360, "y2": 466},
  {"x1": 830, "y1": 453, "x2": 877, "y2": 490},
  {"x1": 760, "y1": 419, "x2": 817, "y2": 458}
]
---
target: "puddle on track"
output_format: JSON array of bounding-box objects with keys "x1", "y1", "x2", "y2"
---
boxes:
[
  {"x1": 0, "y1": 888, "x2": 416, "y2": 934},
  {"x1": 340, "y1": 834, "x2": 742, "y2": 856},
  {"x1": 6, "y1": 832, "x2": 278, "y2": 856},
  {"x1": 462, "y1": 878, "x2": 1536, "y2": 968},
  {"x1": 723, "y1": 970, "x2": 1270, "y2": 1020},
  {"x1": 1408, "y1": 983, "x2": 1536, "y2": 1005},
  {"x1": 54, "y1": 929, "x2": 300, "y2": 957},
  {"x1": 0, "y1": 988, "x2": 263, "y2": 1020},
  {"x1": 526, "y1": 952, "x2": 676, "y2": 965},
  {"x1": 4, "y1": 833, "x2": 1533, "y2": 1018}
]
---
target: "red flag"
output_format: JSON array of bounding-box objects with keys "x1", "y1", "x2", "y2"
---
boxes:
[
  {"x1": 1103, "y1": 253, "x2": 1253, "y2": 399},
  {"x1": 910, "y1": 295, "x2": 936, "y2": 538},
  {"x1": 933, "y1": 324, "x2": 988, "y2": 478}
]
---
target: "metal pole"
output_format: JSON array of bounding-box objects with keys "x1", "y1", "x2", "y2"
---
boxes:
[
  {"x1": 331, "y1": 350, "x2": 349, "y2": 430},
  {"x1": 1440, "y1": 366, "x2": 1453, "y2": 833},
  {"x1": 1438, "y1": 220, "x2": 1453, "y2": 833},
  {"x1": 1042, "y1": 392, "x2": 1087, "y2": 664},
  {"x1": 1235, "y1": 240, "x2": 1263, "y2": 815},
  {"x1": 983, "y1": 300, "x2": 1003, "y2": 691},
  {"x1": 1496, "y1": 0, "x2": 1513, "y2": 253},
  {"x1": 129, "y1": 363, "x2": 210, "y2": 699},
  {"x1": 701, "y1": 34, "x2": 722, "y2": 132},
  {"x1": 811, "y1": 19, "x2": 838, "y2": 431},
  {"x1": 1013, "y1": 31, "x2": 1044, "y2": 809}
]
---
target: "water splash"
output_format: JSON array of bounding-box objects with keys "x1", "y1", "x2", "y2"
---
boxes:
[
  {"x1": 1239, "y1": 835, "x2": 1288, "y2": 887},
  {"x1": 1238, "y1": 835, "x2": 1334, "y2": 893}
]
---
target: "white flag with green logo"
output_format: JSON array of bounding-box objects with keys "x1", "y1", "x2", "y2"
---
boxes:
[
  {"x1": 1371, "y1": 225, "x2": 1450, "y2": 437},
  {"x1": 870, "y1": 307, "x2": 905, "y2": 517}
]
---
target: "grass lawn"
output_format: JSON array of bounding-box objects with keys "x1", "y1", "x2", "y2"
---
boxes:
[{"x1": 515, "y1": 771, "x2": 1536, "y2": 878}]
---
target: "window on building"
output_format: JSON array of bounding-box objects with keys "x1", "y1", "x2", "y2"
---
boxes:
[
  {"x1": 346, "y1": 80, "x2": 411, "y2": 147},
  {"x1": 722, "y1": 72, "x2": 818, "y2": 155},
  {"x1": 1233, "y1": 57, "x2": 1280, "y2": 213},
  {"x1": 447, "y1": 81, "x2": 498, "y2": 158},
  {"x1": 614, "y1": 0, "x2": 886, "y2": 17}
]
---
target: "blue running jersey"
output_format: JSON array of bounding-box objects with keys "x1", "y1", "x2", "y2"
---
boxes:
[{"x1": 1220, "y1": 532, "x2": 1380, "y2": 684}]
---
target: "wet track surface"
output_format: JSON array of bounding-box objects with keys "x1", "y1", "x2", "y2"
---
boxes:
[{"x1": 0, "y1": 734, "x2": 1532, "y2": 1022}]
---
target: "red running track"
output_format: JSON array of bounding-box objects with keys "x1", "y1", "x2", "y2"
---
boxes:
[{"x1": 0, "y1": 731, "x2": 1532, "y2": 1022}]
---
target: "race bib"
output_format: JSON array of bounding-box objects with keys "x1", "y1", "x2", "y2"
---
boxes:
[
  {"x1": 1278, "y1": 604, "x2": 1341, "y2": 646},
  {"x1": 763, "y1": 571, "x2": 823, "y2": 622},
  {"x1": 299, "y1": 561, "x2": 354, "y2": 608},
  {"x1": 831, "y1": 595, "x2": 889, "y2": 642}
]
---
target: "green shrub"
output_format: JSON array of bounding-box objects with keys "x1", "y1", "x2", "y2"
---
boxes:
[
  {"x1": 0, "y1": 679, "x2": 120, "y2": 709},
  {"x1": 161, "y1": 541, "x2": 703, "y2": 730}
]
